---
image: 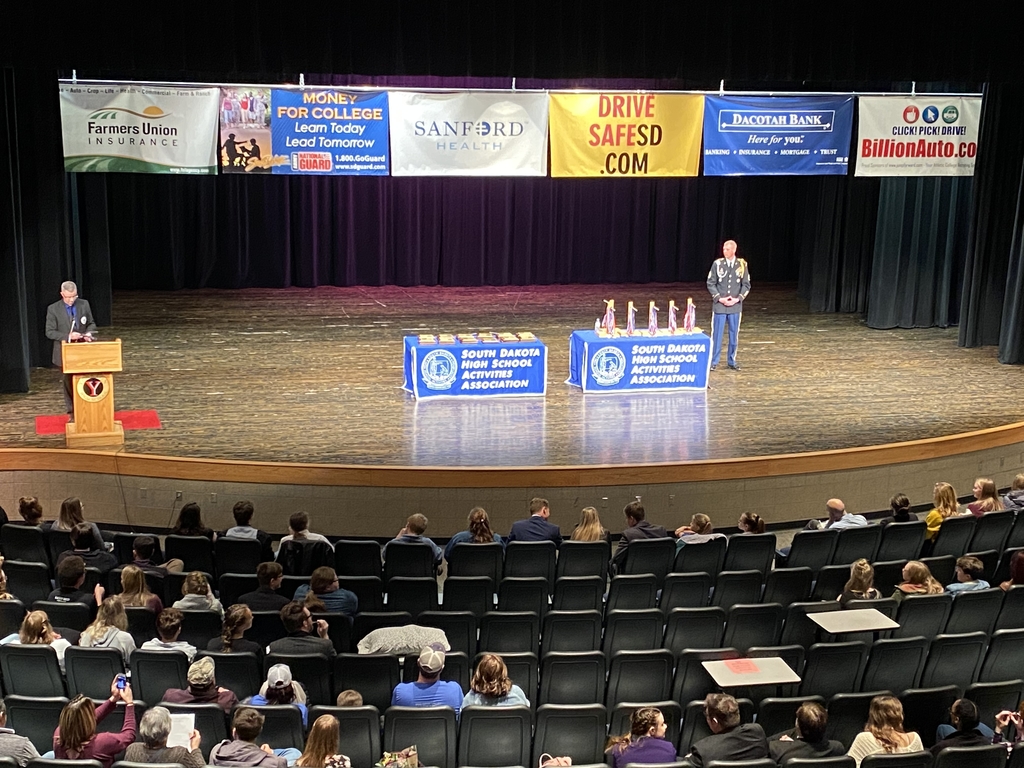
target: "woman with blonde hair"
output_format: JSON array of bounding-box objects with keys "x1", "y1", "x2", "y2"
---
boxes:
[
  {"x1": 675, "y1": 514, "x2": 726, "y2": 547},
  {"x1": 967, "y1": 478, "x2": 1004, "y2": 517},
  {"x1": 838, "y1": 559, "x2": 881, "y2": 606},
  {"x1": 80, "y1": 598, "x2": 137, "y2": 664},
  {"x1": 571, "y1": 507, "x2": 607, "y2": 542},
  {"x1": 16, "y1": 610, "x2": 73, "y2": 672},
  {"x1": 846, "y1": 695, "x2": 923, "y2": 767},
  {"x1": 0, "y1": 556, "x2": 14, "y2": 600},
  {"x1": 296, "y1": 714, "x2": 351, "y2": 768},
  {"x1": 119, "y1": 564, "x2": 164, "y2": 613},
  {"x1": 53, "y1": 676, "x2": 136, "y2": 768},
  {"x1": 55, "y1": 497, "x2": 104, "y2": 545},
  {"x1": 172, "y1": 571, "x2": 224, "y2": 617},
  {"x1": 462, "y1": 653, "x2": 530, "y2": 708},
  {"x1": 444, "y1": 507, "x2": 504, "y2": 560},
  {"x1": 924, "y1": 482, "x2": 963, "y2": 542},
  {"x1": 605, "y1": 706, "x2": 676, "y2": 768},
  {"x1": 892, "y1": 561, "x2": 944, "y2": 603}
]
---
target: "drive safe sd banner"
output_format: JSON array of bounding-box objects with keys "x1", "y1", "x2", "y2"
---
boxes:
[
  {"x1": 703, "y1": 96, "x2": 854, "y2": 176},
  {"x1": 268, "y1": 89, "x2": 389, "y2": 175},
  {"x1": 548, "y1": 93, "x2": 704, "y2": 177}
]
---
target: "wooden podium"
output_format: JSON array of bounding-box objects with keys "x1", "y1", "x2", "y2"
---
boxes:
[{"x1": 62, "y1": 339, "x2": 124, "y2": 448}]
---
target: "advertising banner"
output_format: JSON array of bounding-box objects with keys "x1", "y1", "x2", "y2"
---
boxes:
[
  {"x1": 403, "y1": 337, "x2": 548, "y2": 399},
  {"x1": 703, "y1": 95, "x2": 853, "y2": 176},
  {"x1": 389, "y1": 91, "x2": 548, "y2": 176},
  {"x1": 567, "y1": 331, "x2": 711, "y2": 392},
  {"x1": 548, "y1": 93, "x2": 703, "y2": 177},
  {"x1": 59, "y1": 83, "x2": 220, "y2": 174},
  {"x1": 856, "y1": 96, "x2": 982, "y2": 177},
  {"x1": 219, "y1": 87, "x2": 271, "y2": 173}
]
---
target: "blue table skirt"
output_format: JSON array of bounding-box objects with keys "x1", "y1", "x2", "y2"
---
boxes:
[
  {"x1": 567, "y1": 330, "x2": 711, "y2": 392},
  {"x1": 403, "y1": 337, "x2": 548, "y2": 399}
]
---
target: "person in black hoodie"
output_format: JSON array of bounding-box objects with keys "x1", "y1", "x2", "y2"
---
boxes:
[
  {"x1": 769, "y1": 701, "x2": 845, "y2": 765},
  {"x1": 931, "y1": 699, "x2": 991, "y2": 756}
]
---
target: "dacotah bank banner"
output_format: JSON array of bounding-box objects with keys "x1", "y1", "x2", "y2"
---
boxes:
[
  {"x1": 856, "y1": 96, "x2": 982, "y2": 177},
  {"x1": 549, "y1": 93, "x2": 704, "y2": 177},
  {"x1": 389, "y1": 91, "x2": 548, "y2": 176},
  {"x1": 59, "y1": 84, "x2": 220, "y2": 173}
]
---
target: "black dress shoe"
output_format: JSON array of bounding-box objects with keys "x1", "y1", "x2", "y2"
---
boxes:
[{"x1": 729, "y1": 362, "x2": 742, "y2": 370}]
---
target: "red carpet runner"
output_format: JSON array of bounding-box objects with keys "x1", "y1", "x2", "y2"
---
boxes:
[{"x1": 35, "y1": 410, "x2": 162, "y2": 435}]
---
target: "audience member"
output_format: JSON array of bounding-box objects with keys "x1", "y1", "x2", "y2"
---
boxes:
[
  {"x1": 55, "y1": 523, "x2": 118, "y2": 574},
  {"x1": 240, "y1": 562, "x2": 291, "y2": 611},
  {"x1": 293, "y1": 567, "x2": 358, "y2": 617},
  {"x1": 737, "y1": 512, "x2": 766, "y2": 534},
  {"x1": 967, "y1": 477, "x2": 1004, "y2": 517},
  {"x1": 223, "y1": 500, "x2": 275, "y2": 562},
  {"x1": 444, "y1": 507, "x2": 503, "y2": 560},
  {"x1": 570, "y1": 506, "x2": 607, "y2": 542},
  {"x1": 14, "y1": 496, "x2": 48, "y2": 527},
  {"x1": 994, "y1": 703, "x2": 1024, "y2": 746},
  {"x1": 768, "y1": 701, "x2": 845, "y2": 764},
  {"x1": 335, "y1": 690, "x2": 363, "y2": 707},
  {"x1": 53, "y1": 678, "x2": 136, "y2": 768},
  {"x1": 141, "y1": 607, "x2": 198, "y2": 660},
  {"x1": 507, "y1": 498, "x2": 562, "y2": 545},
  {"x1": 605, "y1": 706, "x2": 677, "y2": 768},
  {"x1": 806, "y1": 498, "x2": 867, "y2": 530},
  {"x1": 173, "y1": 571, "x2": 225, "y2": 617},
  {"x1": 879, "y1": 493, "x2": 917, "y2": 526},
  {"x1": 132, "y1": 535, "x2": 184, "y2": 574},
  {"x1": 892, "y1": 561, "x2": 944, "y2": 602},
  {"x1": 0, "y1": 697, "x2": 40, "y2": 766},
  {"x1": 125, "y1": 705, "x2": 204, "y2": 768},
  {"x1": 1003, "y1": 474, "x2": 1024, "y2": 512},
  {"x1": 0, "y1": 558, "x2": 13, "y2": 600},
  {"x1": 54, "y1": 497, "x2": 104, "y2": 545},
  {"x1": 163, "y1": 656, "x2": 239, "y2": 711},
  {"x1": 839, "y1": 559, "x2": 882, "y2": 606},
  {"x1": 391, "y1": 643, "x2": 462, "y2": 714},
  {"x1": 119, "y1": 564, "x2": 164, "y2": 613},
  {"x1": 278, "y1": 512, "x2": 333, "y2": 549},
  {"x1": 462, "y1": 653, "x2": 530, "y2": 708},
  {"x1": 925, "y1": 482, "x2": 964, "y2": 543},
  {"x1": 384, "y1": 514, "x2": 442, "y2": 571},
  {"x1": 947, "y1": 555, "x2": 990, "y2": 593},
  {"x1": 268, "y1": 602, "x2": 336, "y2": 658},
  {"x1": 612, "y1": 501, "x2": 668, "y2": 571},
  {"x1": 49, "y1": 555, "x2": 104, "y2": 608},
  {"x1": 207, "y1": 604, "x2": 264, "y2": 662},
  {"x1": 1000, "y1": 550, "x2": 1024, "y2": 592},
  {"x1": 686, "y1": 693, "x2": 769, "y2": 767},
  {"x1": 674, "y1": 513, "x2": 726, "y2": 546},
  {"x1": 246, "y1": 663, "x2": 308, "y2": 727},
  {"x1": 171, "y1": 501, "x2": 216, "y2": 539},
  {"x1": 80, "y1": 598, "x2": 136, "y2": 664},
  {"x1": 14, "y1": 610, "x2": 72, "y2": 673},
  {"x1": 296, "y1": 714, "x2": 350, "y2": 768},
  {"x1": 931, "y1": 698, "x2": 990, "y2": 755},
  {"x1": 846, "y1": 695, "x2": 924, "y2": 767},
  {"x1": 210, "y1": 707, "x2": 297, "y2": 768}
]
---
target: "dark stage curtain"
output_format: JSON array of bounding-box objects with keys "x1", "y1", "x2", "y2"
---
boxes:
[
  {"x1": 998, "y1": 160, "x2": 1024, "y2": 364},
  {"x1": 959, "y1": 83, "x2": 1024, "y2": 352}
]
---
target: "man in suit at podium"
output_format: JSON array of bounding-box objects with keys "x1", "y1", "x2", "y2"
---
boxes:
[
  {"x1": 507, "y1": 497, "x2": 562, "y2": 546},
  {"x1": 45, "y1": 280, "x2": 96, "y2": 419}
]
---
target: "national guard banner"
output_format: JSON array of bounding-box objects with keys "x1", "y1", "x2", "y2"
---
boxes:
[
  {"x1": 856, "y1": 96, "x2": 982, "y2": 177},
  {"x1": 388, "y1": 91, "x2": 548, "y2": 176},
  {"x1": 703, "y1": 95, "x2": 854, "y2": 176},
  {"x1": 59, "y1": 83, "x2": 220, "y2": 174},
  {"x1": 548, "y1": 93, "x2": 704, "y2": 177}
]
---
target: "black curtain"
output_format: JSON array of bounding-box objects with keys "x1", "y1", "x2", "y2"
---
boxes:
[{"x1": 998, "y1": 159, "x2": 1024, "y2": 363}]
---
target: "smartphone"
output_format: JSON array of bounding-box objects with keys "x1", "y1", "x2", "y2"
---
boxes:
[{"x1": 116, "y1": 674, "x2": 127, "y2": 690}]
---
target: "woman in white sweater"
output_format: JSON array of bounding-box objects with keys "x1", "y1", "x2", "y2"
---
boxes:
[{"x1": 847, "y1": 696, "x2": 924, "y2": 767}]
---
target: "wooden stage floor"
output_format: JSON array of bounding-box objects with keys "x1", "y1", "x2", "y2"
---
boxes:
[{"x1": 3, "y1": 284, "x2": 1023, "y2": 467}]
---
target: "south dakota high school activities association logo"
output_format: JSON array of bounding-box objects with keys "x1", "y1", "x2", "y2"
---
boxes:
[
  {"x1": 591, "y1": 346, "x2": 627, "y2": 386},
  {"x1": 420, "y1": 349, "x2": 459, "y2": 390}
]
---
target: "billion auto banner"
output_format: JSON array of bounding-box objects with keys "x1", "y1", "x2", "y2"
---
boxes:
[
  {"x1": 59, "y1": 83, "x2": 220, "y2": 173},
  {"x1": 219, "y1": 87, "x2": 389, "y2": 175},
  {"x1": 856, "y1": 96, "x2": 982, "y2": 177},
  {"x1": 388, "y1": 91, "x2": 549, "y2": 176},
  {"x1": 548, "y1": 93, "x2": 704, "y2": 177},
  {"x1": 703, "y1": 96, "x2": 854, "y2": 176}
]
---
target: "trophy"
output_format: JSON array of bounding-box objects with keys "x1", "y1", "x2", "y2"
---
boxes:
[
  {"x1": 683, "y1": 297, "x2": 696, "y2": 333},
  {"x1": 668, "y1": 300, "x2": 678, "y2": 334},
  {"x1": 625, "y1": 301, "x2": 636, "y2": 336},
  {"x1": 648, "y1": 301, "x2": 659, "y2": 336},
  {"x1": 601, "y1": 299, "x2": 616, "y2": 336}
]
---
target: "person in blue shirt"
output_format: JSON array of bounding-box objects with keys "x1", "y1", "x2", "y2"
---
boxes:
[
  {"x1": 292, "y1": 567, "x2": 358, "y2": 617},
  {"x1": 245, "y1": 663, "x2": 308, "y2": 727},
  {"x1": 391, "y1": 643, "x2": 463, "y2": 716},
  {"x1": 444, "y1": 508, "x2": 504, "y2": 561},
  {"x1": 946, "y1": 555, "x2": 991, "y2": 593},
  {"x1": 384, "y1": 514, "x2": 443, "y2": 573}
]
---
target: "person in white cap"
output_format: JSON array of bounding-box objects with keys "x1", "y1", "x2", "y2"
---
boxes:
[
  {"x1": 246, "y1": 664, "x2": 308, "y2": 727},
  {"x1": 390, "y1": 643, "x2": 463, "y2": 715}
]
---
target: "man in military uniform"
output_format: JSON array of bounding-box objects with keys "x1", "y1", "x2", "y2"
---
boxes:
[{"x1": 706, "y1": 240, "x2": 750, "y2": 370}]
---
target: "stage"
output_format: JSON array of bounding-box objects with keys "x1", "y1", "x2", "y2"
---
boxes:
[{"x1": 2, "y1": 283, "x2": 1023, "y2": 468}]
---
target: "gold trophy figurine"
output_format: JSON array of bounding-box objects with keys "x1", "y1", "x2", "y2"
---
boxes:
[
  {"x1": 625, "y1": 301, "x2": 636, "y2": 336},
  {"x1": 601, "y1": 299, "x2": 616, "y2": 336}
]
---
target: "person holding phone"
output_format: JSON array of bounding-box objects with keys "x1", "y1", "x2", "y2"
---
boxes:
[{"x1": 53, "y1": 676, "x2": 135, "y2": 768}]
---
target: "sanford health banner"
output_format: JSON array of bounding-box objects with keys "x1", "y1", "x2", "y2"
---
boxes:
[
  {"x1": 59, "y1": 83, "x2": 219, "y2": 173},
  {"x1": 856, "y1": 96, "x2": 982, "y2": 177},
  {"x1": 389, "y1": 91, "x2": 548, "y2": 176},
  {"x1": 703, "y1": 96, "x2": 853, "y2": 176},
  {"x1": 549, "y1": 93, "x2": 703, "y2": 177}
]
